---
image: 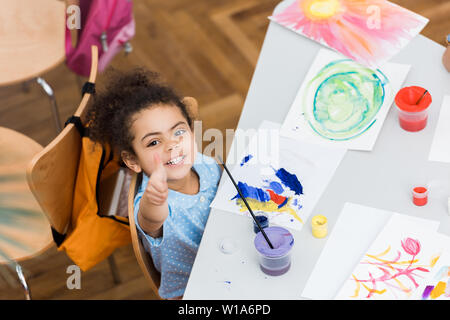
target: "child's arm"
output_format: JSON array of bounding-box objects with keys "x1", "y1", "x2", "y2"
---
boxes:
[{"x1": 137, "y1": 154, "x2": 169, "y2": 239}]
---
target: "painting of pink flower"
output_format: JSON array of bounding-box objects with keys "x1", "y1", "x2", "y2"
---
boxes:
[
  {"x1": 401, "y1": 237, "x2": 421, "y2": 256},
  {"x1": 269, "y1": 0, "x2": 428, "y2": 67}
]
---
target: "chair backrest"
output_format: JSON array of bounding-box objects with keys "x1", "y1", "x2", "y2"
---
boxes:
[
  {"x1": 26, "y1": 46, "x2": 98, "y2": 235},
  {"x1": 127, "y1": 172, "x2": 162, "y2": 298}
]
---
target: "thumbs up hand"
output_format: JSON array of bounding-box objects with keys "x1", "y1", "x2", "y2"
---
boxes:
[
  {"x1": 138, "y1": 153, "x2": 169, "y2": 236},
  {"x1": 144, "y1": 153, "x2": 168, "y2": 207}
]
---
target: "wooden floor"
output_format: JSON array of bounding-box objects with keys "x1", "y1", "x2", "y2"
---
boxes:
[{"x1": 0, "y1": 0, "x2": 448, "y2": 299}]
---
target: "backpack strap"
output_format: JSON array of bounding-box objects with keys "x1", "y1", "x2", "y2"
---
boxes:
[
  {"x1": 64, "y1": 115, "x2": 86, "y2": 137},
  {"x1": 51, "y1": 227, "x2": 66, "y2": 247},
  {"x1": 81, "y1": 81, "x2": 96, "y2": 96}
]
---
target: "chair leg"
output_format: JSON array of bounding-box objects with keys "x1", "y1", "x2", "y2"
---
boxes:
[
  {"x1": 107, "y1": 254, "x2": 121, "y2": 284},
  {"x1": 15, "y1": 264, "x2": 31, "y2": 300},
  {"x1": 35, "y1": 77, "x2": 62, "y2": 133}
]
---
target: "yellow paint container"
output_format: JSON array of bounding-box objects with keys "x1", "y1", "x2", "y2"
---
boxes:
[{"x1": 311, "y1": 215, "x2": 328, "y2": 238}]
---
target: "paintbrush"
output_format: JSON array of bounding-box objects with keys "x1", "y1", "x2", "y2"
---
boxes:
[
  {"x1": 416, "y1": 89, "x2": 428, "y2": 105},
  {"x1": 216, "y1": 155, "x2": 274, "y2": 249}
]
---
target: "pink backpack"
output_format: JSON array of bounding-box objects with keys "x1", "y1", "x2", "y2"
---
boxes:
[{"x1": 65, "y1": 0, "x2": 135, "y2": 77}]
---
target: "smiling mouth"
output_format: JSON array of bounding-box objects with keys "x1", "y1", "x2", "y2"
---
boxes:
[{"x1": 166, "y1": 155, "x2": 186, "y2": 166}]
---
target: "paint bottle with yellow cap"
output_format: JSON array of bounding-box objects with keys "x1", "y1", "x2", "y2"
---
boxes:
[{"x1": 311, "y1": 215, "x2": 328, "y2": 238}]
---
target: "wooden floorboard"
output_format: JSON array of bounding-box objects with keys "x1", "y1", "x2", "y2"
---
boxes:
[{"x1": 0, "y1": 0, "x2": 448, "y2": 299}]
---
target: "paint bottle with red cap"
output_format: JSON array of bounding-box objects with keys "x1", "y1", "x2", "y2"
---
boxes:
[
  {"x1": 395, "y1": 86, "x2": 432, "y2": 132},
  {"x1": 412, "y1": 186, "x2": 428, "y2": 206}
]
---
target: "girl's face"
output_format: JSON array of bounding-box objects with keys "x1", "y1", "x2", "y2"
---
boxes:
[{"x1": 127, "y1": 104, "x2": 197, "y2": 181}]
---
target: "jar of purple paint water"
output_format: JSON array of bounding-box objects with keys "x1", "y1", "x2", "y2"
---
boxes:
[{"x1": 254, "y1": 226, "x2": 294, "y2": 276}]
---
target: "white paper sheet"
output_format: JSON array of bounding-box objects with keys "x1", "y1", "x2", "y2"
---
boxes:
[
  {"x1": 335, "y1": 211, "x2": 445, "y2": 300},
  {"x1": 429, "y1": 95, "x2": 450, "y2": 163},
  {"x1": 280, "y1": 48, "x2": 410, "y2": 151},
  {"x1": 301, "y1": 202, "x2": 440, "y2": 300},
  {"x1": 414, "y1": 242, "x2": 450, "y2": 300},
  {"x1": 210, "y1": 120, "x2": 346, "y2": 231}
]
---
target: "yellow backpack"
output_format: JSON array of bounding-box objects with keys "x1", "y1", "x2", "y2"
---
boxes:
[{"x1": 57, "y1": 115, "x2": 131, "y2": 271}]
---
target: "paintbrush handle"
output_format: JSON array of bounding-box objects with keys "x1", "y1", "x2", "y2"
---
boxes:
[
  {"x1": 218, "y1": 157, "x2": 275, "y2": 249},
  {"x1": 416, "y1": 89, "x2": 428, "y2": 105}
]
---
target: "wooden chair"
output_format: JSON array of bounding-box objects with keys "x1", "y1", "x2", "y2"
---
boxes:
[
  {"x1": 26, "y1": 46, "x2": 122, "y2": 283},
  {"x1": 128, "y1": 172, "x2": 162, "y2": 299},
  {"x1": 0, "y1": 127, "x2": 54, "y2": 300},
  {"x1": 0, "y1": 0, "x2": 66, "y2": 133}
]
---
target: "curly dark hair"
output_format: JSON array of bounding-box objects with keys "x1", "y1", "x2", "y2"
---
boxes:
[{"x1": 85, "y1": 67, "x2": 193, "y2": 156}]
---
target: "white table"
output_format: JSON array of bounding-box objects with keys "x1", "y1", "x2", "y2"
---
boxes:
[{"x1": 184, "y1": 1, "x2": 450, "y2": 299}]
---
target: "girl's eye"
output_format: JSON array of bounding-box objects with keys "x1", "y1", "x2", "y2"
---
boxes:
[
  {"x1": 175, "y1": 129, "x2": 186, "y2": 136},
  {"x1": 147, "y1": 140, "x2": 160, "y2": 147}
]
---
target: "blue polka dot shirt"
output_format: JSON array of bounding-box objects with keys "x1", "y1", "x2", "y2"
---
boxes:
[{"x1": 134, "y1": 152, "x2": 221, "y2": 299}]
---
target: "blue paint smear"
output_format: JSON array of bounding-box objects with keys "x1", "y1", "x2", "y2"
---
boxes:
[
  {"x1": 240, "y1": 154, "x2": 253, "y2": 166},
  {"x1": 293, "y1": 198, "x2": 303, "y2": 210},
  {"x1": 267, "y1": 181, "x2": 284, "y2": 194},
  {"x1": 232, "y1": 181, "x2": 270, "y2": 202},
  {"x1": 274, "y1": 168, "x2": 303, "y2": 195}
]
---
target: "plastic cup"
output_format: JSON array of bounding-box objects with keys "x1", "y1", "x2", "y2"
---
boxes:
[
  {"x1": 412, "y1": 186, "x2": 428, "y2": 206},
  {"x1": 254, "y1": 226, "x2": 294, "y2": 276},
  {"x1": 395, "y1": 86, "x2": 432, "y2": 132},
  {"x1": 311, "y1": 215, "x2": 328, "y2": 238}
]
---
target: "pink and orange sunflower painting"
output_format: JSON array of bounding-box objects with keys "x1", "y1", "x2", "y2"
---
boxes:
[{"x1": 269, "y1": 0, "x2": 428, "y2": 67}]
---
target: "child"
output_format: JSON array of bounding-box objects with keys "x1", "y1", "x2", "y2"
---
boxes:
[{"x1": 86, "y1": 68, "x2": 221, "y2": 299}]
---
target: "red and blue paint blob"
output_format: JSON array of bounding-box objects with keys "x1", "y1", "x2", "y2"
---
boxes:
[
  {"x1": 231, "y1": 182, "x2": 289, "y2": 209},
  {"x1": 231, "y1": 167, "x2": 304, "y2": 223}
]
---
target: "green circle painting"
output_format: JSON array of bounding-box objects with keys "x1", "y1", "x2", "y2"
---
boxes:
[{"x1": 302, "y1": 59, "x2": 388, "y2": 141}]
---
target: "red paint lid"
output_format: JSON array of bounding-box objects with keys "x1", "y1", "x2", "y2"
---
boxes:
[{"x1": 395, "y1": 86, "x2": 432, "y2": 113}]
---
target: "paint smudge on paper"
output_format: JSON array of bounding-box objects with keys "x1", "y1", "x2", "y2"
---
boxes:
[
  {"x1": 292, "y1": 198, "x2": 303, "y2": 211},
  {"x1": 232, "y1": 167, "x2": 304, "y2": 224},
  {"x1": 422, "y1": 285, "x2": 434, "y2": 299},
  {"x1": 232, "y1": 182, "x2": 270, "y2": 202},
  {"x1": 274, "y1": 167, "x2": 303, "y2": 195},
  {"x1": 264, "y1": 180, "x2": 284, "y2": 194},
  {"x1": 421, "y1": 265, "x2": 450, "y2": 300},
  {"x1": 240, "y1": 154, "x2": 253, "y2": 166}
]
